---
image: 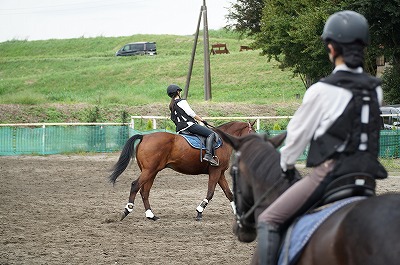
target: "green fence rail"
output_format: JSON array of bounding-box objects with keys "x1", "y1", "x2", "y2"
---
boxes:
[
  {"x1": 0, "y1": 125, "x2": 399, "y2": 158},
  {"x1": 265, "y1": 130, "x2": 400, "y2": 159}
]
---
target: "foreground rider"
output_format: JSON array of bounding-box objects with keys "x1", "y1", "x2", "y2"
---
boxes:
[
  {"x1": 257, "y1": 11, "x2": 387, "y2": 264},
  {"x1": 167, "y1": 84, "x2": 218, "y2": 166}
]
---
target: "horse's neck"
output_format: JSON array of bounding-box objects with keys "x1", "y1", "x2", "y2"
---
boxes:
[
  {"x1": 259, "y1": 161, "x2": 291, "y2": 206},
  {"x1": 221, "y1": 122, "x2": 246, "y2": 136}
]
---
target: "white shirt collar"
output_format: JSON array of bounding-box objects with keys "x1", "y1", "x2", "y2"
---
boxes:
[{"x1": 333, "y1": 64, "x2": 363, "y2": 74}]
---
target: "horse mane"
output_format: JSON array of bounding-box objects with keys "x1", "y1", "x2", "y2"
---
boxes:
[
  {"x1": 216, "y1": 121, "x2": 252, "y2": 135},
  {"x1": 216, "y1": 121, "x2": 237, "y2": 129},
  {"x1": 238, "y1": 134, "x2": 282, "y2": 184}
]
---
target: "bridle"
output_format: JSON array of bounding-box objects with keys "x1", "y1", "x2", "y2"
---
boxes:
[
  {"x1": 246, "y1": 122, "x2": 254, "y2": 134},
  {"x1": 230, "y1": 149, "x2": 290, "y2": 229}
]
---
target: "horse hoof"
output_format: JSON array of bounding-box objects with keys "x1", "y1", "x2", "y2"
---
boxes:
[
  {"x1": 147, "y1": 216, "x2": 160, "y2": 221},
  {"x1": 120, "y1": 212, "x2": 127, "y2": 221},
  {"x1": 195, "y1": 212, "x2": 203, "y2": 221}
]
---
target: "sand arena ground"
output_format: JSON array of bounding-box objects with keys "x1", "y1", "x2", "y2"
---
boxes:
[{"x1": 1, "y1": 154, "x2": 399, "y2": 265}]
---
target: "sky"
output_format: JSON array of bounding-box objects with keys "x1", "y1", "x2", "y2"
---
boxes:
[{"x1": 0, "y1": 0, "x2": 232, "y2": 42}]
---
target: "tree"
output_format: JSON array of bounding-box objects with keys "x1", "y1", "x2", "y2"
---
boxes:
[
  {"x1": 248, "y1": 0, "x2": 400, "y2": 101},
  {"x1": 253, "y1": 0, "x2": 344, "y2": 87},
  {"x1": 347, "y1": 0, "x2": 400, "y2": 104},
  {"x1": 225, "y1": 0, "x2": 264, "y2": 36}
]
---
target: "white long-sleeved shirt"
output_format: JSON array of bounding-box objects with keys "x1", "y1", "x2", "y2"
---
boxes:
[
  {"x1": 175, "y1": 99, "x2": 197, "y2": 131},
  {"x1": 280, "y1": 64, "x2": 383, "y2": 171}
]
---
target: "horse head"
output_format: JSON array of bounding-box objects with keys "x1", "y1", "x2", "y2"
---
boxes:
[
  {"x1": 214, "y1": 120, "x2": 256, "y2": 137},
  {"x1": 215, "y1": 129, "x2": 291, "y2": 243}
]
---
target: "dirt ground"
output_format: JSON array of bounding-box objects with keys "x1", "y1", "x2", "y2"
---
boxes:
[{"x1": 1, "y1": 154, "x2": 399, "y2": 265}]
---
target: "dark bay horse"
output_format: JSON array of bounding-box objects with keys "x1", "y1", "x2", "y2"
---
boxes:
[
  {"x1": 216, "y1": 130, "x2": 400, "y2": 265},
  {"x1": 109, "y1": 121, "x2": 255, "y2": 221}
]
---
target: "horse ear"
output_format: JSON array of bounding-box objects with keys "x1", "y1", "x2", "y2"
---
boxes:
[
  {"x1": 269, "y1": 132, "x2": 287, "y2": 148},
  {"x1": 215, "y1": 129, "x2": 240, "y2": 150}
]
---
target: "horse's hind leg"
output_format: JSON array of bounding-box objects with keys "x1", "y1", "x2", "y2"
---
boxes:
[
  {"x1": 120, "y1": 178, "x2": 140, "y2": 221},
  {"x1": 140, "y1": 176, "x2": 159, "y2": 221},
  {"x1": 120, "y1": 170, "x2": 158, "y2": 221}
]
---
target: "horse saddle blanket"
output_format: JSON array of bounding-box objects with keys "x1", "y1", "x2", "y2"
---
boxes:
[
  {"x1": 180, "y1": 134, "x2": 223, "y2": 150},
  {"x1": 278, "y1": 196, "x2": 366, "y2": 265}
]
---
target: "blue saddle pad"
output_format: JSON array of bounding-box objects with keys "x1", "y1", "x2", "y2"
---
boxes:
[
  {"x1": 278, "y1": 196, "x2": 366, "y2": 265},
  {"x1": 180, "y1": 134, "x2": 223, "y2": 150}
]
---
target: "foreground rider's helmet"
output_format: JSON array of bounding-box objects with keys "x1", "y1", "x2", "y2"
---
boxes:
[
  {"x1": 321, "y1": 10, "x2": 369, "y2": 46},
  {"x1": 167, "y1": 84, "x2": 182, "y2": 98}
]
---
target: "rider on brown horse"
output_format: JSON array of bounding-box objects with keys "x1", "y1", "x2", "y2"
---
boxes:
[
  {"x1": 256, "y1": 11, "x2": 387, "y2": 265},
  {"x1": 167, "y1": 84, "x2": 218, "y2": 166}
]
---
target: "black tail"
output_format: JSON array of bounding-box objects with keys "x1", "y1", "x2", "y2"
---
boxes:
[{"x1": 109, "y1": 134, "x2": 143, "y2": 184}]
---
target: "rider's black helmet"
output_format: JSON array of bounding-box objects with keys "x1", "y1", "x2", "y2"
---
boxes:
[
  {"x1": 167, "y1": 84, "x2": 182, "y2": 98},
  {"x1": 321, "y1": 10, "x2": 369, "y2": 46}
]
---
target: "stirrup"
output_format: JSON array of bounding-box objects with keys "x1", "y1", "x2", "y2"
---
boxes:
[{"x1": 203, "y1": 154, "x2": 219, "y2": 166}]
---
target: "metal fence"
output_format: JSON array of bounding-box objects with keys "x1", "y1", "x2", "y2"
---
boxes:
[
  {"x1": 0, "y1": 123, "x2": 134, "y2": 155},
  {"x1": 0, "y1": 119, "x2": 399, "y2": 158}
]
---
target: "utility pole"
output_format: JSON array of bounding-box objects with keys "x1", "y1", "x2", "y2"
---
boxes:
[{"x1": 183, "y1": 0, "x2": 212, "y2": 101}]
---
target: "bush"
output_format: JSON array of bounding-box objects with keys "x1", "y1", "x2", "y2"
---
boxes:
[{"x1": 382, "y1": 64, "x2": 400, "y2": 104}]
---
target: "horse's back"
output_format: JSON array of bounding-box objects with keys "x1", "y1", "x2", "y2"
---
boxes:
[
  {"x1": 298, "y1": 194, "x2": 400, "y2": 265},
  {"x1": 135, "y1": 132, "x2": 178, "y2": 166},
  {"x1": 136, "y1": 131, "x2": 210, "y2": 173},
  {"x1": 139, "y1": 132, "x2": 178, "y2": 148}
]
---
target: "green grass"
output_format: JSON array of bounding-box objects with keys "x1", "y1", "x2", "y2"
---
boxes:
[{"x1": 0, "y1": 30, "x2": 304, "y2": 106}]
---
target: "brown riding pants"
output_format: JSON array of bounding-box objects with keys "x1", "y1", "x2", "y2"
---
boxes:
[{"x1": 258, "y1": 159, "x2": 336, "y2": 225}]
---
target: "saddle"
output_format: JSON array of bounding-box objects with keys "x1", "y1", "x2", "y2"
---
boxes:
[
  {"x1": 179, "y1": 131, "x2": 222, "y2": 161},
  {"x1": 278, "y1": 173, "x2": 376, "y2": 265},
  {"x1": 319, "y1": 172, "x2": 376, "y2": 206}
]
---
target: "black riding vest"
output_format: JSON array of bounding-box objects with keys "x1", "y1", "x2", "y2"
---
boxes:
[
  {"x1": 306, "y1": 70, "x2": 387, "y2": 179},
  {"x1": 170, "y1": 99, "x2": 197, "y2": 132}
]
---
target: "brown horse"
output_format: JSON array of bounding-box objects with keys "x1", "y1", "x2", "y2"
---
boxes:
[
  {"x1": 109, "y1": 121, "x2": 255, "y2": 221},
  {"x1": 216, "y1": 130, "x2": 400, "y2": 265}
]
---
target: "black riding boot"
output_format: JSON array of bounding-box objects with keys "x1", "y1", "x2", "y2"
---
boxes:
[
  {"x1": 257, "y1": 222, "x2": 281, "y2": 265},
  {"x1": 203, "y1": 134, "x2": 218, "y2": 166}
]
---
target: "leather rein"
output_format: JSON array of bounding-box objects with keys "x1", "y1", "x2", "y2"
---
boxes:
[{"x1": 230, "y1": 150, "x2": 289, "y2": 229}]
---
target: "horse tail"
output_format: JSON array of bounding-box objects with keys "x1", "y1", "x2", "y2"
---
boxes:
[{"x1": 109, "y1": 134, "x2": 144, "y2": 184}]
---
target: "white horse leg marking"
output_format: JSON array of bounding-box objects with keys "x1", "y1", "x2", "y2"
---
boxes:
[
  {"x1": 125, "y1": 202, "x2": 134, "y2": 213},
  {"x1": 145, "y1": 209, "x2": 155, "y2": 219},
  {"x1": 230, "y1": 201, "x2": 237, "y2": 215},
  {"x1": 196, "y1": 199, "x2": 209, "y2": 213}
]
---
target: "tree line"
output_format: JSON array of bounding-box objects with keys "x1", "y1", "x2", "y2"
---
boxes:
[{"x1": 225, "y1": 0, "x2": 400, "y2": 104}]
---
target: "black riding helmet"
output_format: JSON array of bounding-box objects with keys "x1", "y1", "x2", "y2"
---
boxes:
[
  {"x1": 321, "y1": 10, "x2": 369, "y2": 46},
  {"x1": 167, "y1": 84, "x2": 182, "y2": 98}
]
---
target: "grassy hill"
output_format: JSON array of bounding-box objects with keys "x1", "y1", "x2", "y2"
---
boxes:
[{"x1": 0, "y1": 30, "x2": 305, "y2": 124}]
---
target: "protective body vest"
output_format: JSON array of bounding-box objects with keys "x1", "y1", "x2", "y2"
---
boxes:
[
  {"x1": 170, "y1": 99, "x2": 197, "y2": 132},
  {"x1": 306, "y1": 71, "x2": 387, "y2": 179}
]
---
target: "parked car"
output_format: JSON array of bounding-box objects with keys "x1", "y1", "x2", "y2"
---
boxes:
[
  {"x1": 380, "y1": 106, "x2": 400, "y2": 129},
  {"x1": 115, "y1": 42, "x2": 157, "y2": 56}
]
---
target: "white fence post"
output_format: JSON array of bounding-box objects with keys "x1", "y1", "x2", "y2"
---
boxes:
[
  {"x1": 42, "y1": 124, "x2": 46, "y2": 155},
  {"x1": 130, "y1": 117, "x2": 135, "y2": 129},
  {"x1": 152, "y1": 118, "x2": 157, "y2": 129}
]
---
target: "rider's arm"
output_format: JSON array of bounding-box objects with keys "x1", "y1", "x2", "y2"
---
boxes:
[
  {"x1": 280, "y1": 87, "x2": 324, "y2": 171},
  {"x1": 280, "y1": 81, "x2": 353, "y2": 171}
]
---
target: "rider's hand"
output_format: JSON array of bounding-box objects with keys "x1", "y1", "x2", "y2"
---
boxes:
[{"x1": 281, "y1": 166, "x2": 296, "y2": 182}]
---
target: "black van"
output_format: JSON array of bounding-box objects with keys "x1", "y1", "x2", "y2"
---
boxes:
[{"x1": 115, "y1": 42, "x2": 157, "y2": 56}]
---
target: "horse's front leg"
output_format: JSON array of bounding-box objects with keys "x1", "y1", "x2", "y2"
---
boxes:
[
  {"x1": 140, "y1": 178, "x2": 159, "y2": 221},
  {"x1": 195, "y1": 171, "x2": 219, "y2": 221},
  {"x1": 217, "y1": 173, "x2": 236, "y2": 215}
]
